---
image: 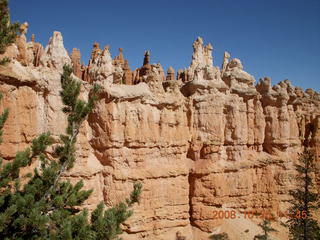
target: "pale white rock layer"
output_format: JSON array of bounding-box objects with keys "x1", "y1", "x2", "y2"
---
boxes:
[{"x1": 40, "y1": 31, "x2": 71, "y2": 70}]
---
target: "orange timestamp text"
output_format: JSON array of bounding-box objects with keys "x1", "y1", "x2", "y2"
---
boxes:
[{"x1": 212, "y1": 209, "x2": 308, "y2": 220}]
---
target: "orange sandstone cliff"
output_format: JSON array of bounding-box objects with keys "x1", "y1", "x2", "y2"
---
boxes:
[{"x1": 0, "y1": 28, "x2": 319, "y2": 240}]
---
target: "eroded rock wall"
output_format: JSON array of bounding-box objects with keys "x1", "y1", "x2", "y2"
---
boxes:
[{"x1": 0, "y1": 33, "x2": 319, "y2": 240}]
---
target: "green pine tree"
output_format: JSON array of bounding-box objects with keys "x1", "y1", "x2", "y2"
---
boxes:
[
  {"x1": 287, "y1": 148, "x2": 319, "y2": 240},
  {"x1": 0, "y1": 93, "x2": 8, "y2": 143},
  {"x1": 254, "y1": 219, "x2": 277, "y2": 240},
  {"x1": 0, "y1": 65, "x2": 142, "y2": 239},
  {"x1": 0, "y1": 0, "x2": 20, "y2": 65},
  {"x1": 209, "y1": 232, "x2": 229, "y2": 240}
]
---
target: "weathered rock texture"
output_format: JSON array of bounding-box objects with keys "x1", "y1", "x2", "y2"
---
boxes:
[{"x1": 0, "y1": 33, "x2": 319, "y2": 240}]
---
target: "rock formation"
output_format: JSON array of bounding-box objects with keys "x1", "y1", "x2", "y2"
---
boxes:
[
  {"x1": 166, "y1": 66, "x2": 175, "y2": 81},
  {"x1": 15, "y1": 22, "x2": 29, "y2": 66},
  {"x1": 70, "y1": 48, "x2": 82, "y2": 79},
  {"x1": 33, "y1": 41, "x2": 44, "y2": 67},
  {"x1": 113, "y1": 48, "x2": 134, "y2": 85},
  {"x1": 133, "y1": 50, "x2": 152, "y2": 84},
  {"x1": 0, "y1": 31, "x2": 319, "y2": 240},
  {"x1": 157, "y1": 63, "x2": 166, "y2": 82},
  {"x1": 88, "y1": 44, "x2": 115, "y2": 82},
  {"x1": 122, "y1": 59, "x2": 133, "y2": 85},
  {"x1": 82, "y1": 42, "x2": 102, "y2": 83},
  {"x1": 113, "y1": 47, "x2": 125, "y2": 65},
  {"x1": 221, "y1": 51, "x2": 230, "y2": 74},
  {"x1": 40, "y1": 31, "x2": 71, "y2": 70}
]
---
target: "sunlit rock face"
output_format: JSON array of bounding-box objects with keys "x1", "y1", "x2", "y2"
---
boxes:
[
  {"x1": 40, "y1": 31, "x2": 71, "y2": 70},
  {"x1": 0, "y1": 33, "x2": 319, "y2": 240}
]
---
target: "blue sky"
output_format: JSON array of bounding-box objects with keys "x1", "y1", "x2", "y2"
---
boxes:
[{"x1": 10, "y1": 0, "x2": 320, "y2": 91}]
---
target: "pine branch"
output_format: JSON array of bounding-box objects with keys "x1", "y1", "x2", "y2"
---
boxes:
[
  {"x1": 0, "y1": 57, "x2": 10, "y2": 65},
  {"x1": 0, "y1": 92, "x2": 8, "y2": 143},
  {"x1": 42, "y1": 127, "x2": 79, "y2": 203},
  {"x1": 41, "y1": 65, "x2": 100, "y2": 208}
]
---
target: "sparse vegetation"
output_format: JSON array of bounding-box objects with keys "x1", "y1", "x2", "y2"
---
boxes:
[
  {"x1": 254, "y1": 219, "x2": 277, "y2": 240},
  {"x1": 287, "y1": 149, "x2": 319, "y2": 240},
  {"x1": 0, "y1": 56, "x2": 10, "y2": 65},
  {"x1": 209, "y1": 232, "x2": 229, "y2": 240}
]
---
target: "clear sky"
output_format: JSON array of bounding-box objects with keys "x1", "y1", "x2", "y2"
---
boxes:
[{"x1": 9, "y1": 0, "x2": 320, "y2": 91}]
